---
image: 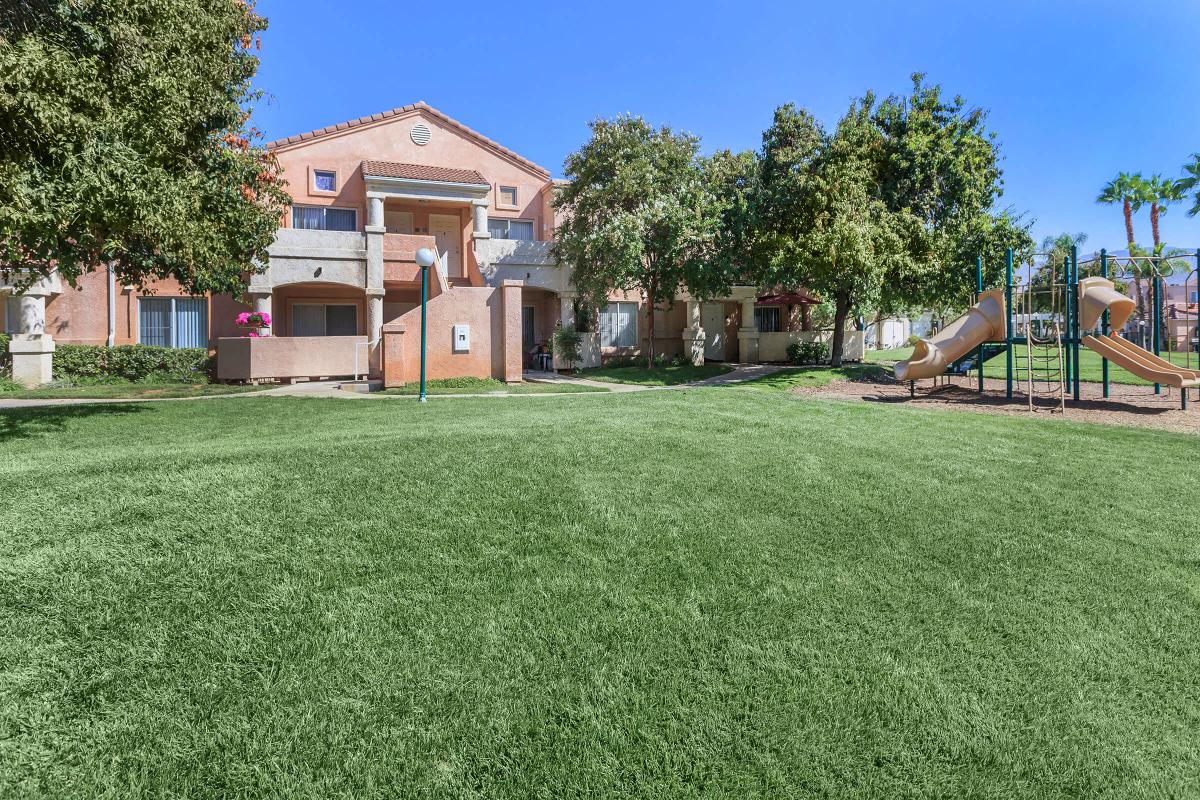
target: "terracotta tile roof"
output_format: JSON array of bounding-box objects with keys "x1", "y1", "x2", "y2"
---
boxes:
[
  {"x1": 265, "y1": 101, "x2": 550, "y2": 178},
  {"x1": 362, "y1": 160, "x2": 487, "y2": 185}
]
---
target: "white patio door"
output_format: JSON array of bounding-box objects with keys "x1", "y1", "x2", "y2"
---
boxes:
[
  {"x1": 428, "y1": 214, "x2": 461, "y2": 278},
  {"x1": 703, "y1": 303, "x2": 726, "y2": 361}
]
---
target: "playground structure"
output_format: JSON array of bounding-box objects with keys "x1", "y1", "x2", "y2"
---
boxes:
[{"x1": 895, "y1": 246, "x2": 1200, "y2": 410}]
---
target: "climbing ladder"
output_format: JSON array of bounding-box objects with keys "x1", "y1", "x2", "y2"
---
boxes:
[{"x1": 1014, "y1": 321, "x2": 1066, "y2": 412}]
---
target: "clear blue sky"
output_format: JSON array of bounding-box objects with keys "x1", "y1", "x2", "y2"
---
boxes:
[{"x1": 254, "y1": 0, "x2": 1200, "y2": 253}]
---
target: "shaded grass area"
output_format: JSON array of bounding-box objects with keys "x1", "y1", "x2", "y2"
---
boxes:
[
  {"x1": 0, "y1": 377, "x2": 261, "y2": 400},
  {"x1": 578, "y1": 362, "x2": 733, "y2": 385},
  {"x1": 379, "y1": 376, "x2": 607, "y2": 395},
  {"x1": 2, "y1": 393, "x2": 1198, "y2": 797},
  {"x1": 735, "y1": 364, "x2": 888, "y2": 391},
  {"x1": 864, "y1": 346, "x2": 915, "y2": 363}
]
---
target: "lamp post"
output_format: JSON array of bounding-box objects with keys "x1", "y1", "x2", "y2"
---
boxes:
[{"x1": 414, "y1": 247, "x2": 436, "y2": 403}]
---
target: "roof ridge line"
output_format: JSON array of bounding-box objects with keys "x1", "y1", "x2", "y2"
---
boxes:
[{"x1": 265, "y1": 101, "x2": 550, "y2": 179}]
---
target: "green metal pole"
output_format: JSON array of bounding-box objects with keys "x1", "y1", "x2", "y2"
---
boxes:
[
  {"x1": 1005, "y1": 248, "x2": 1014, "y2": 399},
  {"x1": 1152, "y1": 269, "x2": 1161, "y2": 395},
  {"x1": 976, "y1": 255, "x2": 984, "y2": 393},
  {"x1": 1071, "y1": 245, "x2": 1080, "y2": 401},
  {"x1": 419, "y1": 264, "x2": 428, "y2": 403},
  {"x1": 1062, "y1": 256, "x2": 1072, "y2": 390},
  {"x1": 1100, "y1": 249, "x2": 1110, "y2": 398}
]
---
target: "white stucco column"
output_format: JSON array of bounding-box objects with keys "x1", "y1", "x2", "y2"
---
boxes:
[
  {"x1": 253, "y1": 293, "x2": 273, "y2": 336},
  {"x1": 681, "y1": 299, "x2": 705, "y2": 366},
  {"x1": 365, "y1": 194, "x2": 385, "y2": 295},
  {"x1": 366, "y1": 292, "x2": 384, "y2": 375},
  {"x1": 737, "y1": 297, "x2": 760, "y2": 363},
  {"x1": 471, "y1": 199, "x2": 490, "y2": 240},
  {"x1": 368, "y1": 195, "x2": 385, "y2": 229}
]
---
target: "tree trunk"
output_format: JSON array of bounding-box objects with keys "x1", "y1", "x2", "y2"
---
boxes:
[
  {"x1": 645, "y1": 277, "x2": 657, "y2": 368},
  {"x1": 1150, "y1": 202, "x2": 1161, "y2": 249},
  {"x1": 830, "y1": 290, "x2": 851, "y2": 367},
  {"x1": 1123, "y1": 197, "x2": 1135, "y2": 248}
]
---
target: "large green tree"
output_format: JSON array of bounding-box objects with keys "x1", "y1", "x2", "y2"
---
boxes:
[
  {"x1": 873, "y1": 75, "x2": 1019, "y2": 312},
  {"x1": 757, "y1": 75, "x2": 1016, "y2": 364},
  {"x1": 553, "y1": 115, "x2": 730, "y2": 366},
  {"x1": 760, "y1": 99, "x2": 914, "y2": 365},
  {"x1": 0, "y1": 0, "x2": 289, "y2": 293}
]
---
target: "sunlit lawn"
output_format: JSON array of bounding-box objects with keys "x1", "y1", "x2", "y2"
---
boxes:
[
  {"x1": 2, "y1": 392, "x2": 1197, "y2": 797},
  {"x1": 578, "y1": 362, "x2": 733, "y2": 385}
]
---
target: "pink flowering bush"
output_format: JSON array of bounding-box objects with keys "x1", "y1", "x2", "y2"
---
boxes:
[{"x1": 236, "y1": 311, "x2": 271, "y2": 327}]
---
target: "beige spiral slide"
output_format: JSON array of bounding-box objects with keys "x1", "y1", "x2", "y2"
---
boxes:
[
  {"x1": 1077, "y1": 277, "x2": 1200, "y2": 389},
  {"x1": 895, "y1": 289, "x2": 1007, "y2": 382}
]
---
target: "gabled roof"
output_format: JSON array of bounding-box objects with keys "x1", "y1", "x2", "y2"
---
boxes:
[
  {"x1": 362, "y1": 160, "x2": 487, "y2": 185},
  {"x1": 266, "y1": 101, "x2": 550, "y2": 179}
]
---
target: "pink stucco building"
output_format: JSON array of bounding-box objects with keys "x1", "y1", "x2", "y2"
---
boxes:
[{"x1": 3, "y1": 103, "x2": 859, "y2": 387}]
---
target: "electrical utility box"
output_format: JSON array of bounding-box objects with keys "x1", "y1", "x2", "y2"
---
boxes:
[{"x1": 453, "y1": 324, "x2": 470, "y2": 352}]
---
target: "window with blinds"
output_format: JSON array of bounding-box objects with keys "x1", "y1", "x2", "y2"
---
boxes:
[
  {"x1": 292, "y1": 205, "x2": 357, "y2": 231},
  {"x1": 291, "y1": 304, "x2": 358, "y2": 336},
  {"x1": 600, "y1": 302, "x2": 638, "y2": 348},
  {"x1": 138, "y1": 298, "x2": 208, "y2": 348},
  {"x1": 487, "y1": 218, "x2": 534, "y2": 241}
]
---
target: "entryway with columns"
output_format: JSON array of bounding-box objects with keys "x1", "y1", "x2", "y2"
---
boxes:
[{"x1": 680, "y1": 288, "x2": 761, "y2": 365}]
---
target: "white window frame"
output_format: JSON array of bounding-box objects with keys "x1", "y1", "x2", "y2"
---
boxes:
[
  {"x1": 312, "y1": 169, "x2": 337, "y2": 193},
  {"x1": 755, "y1": 306, "x2": 782, "y2": 333},
  {"x1": 497, "y1": 185, "x2": 519, "y2": 208},
  {"x1": 137, "y1": 297, "x2": 209, "y2": 349},
  {"x1": 487, "y1": 218, "x2": 535, "y2": 241},
  {"x1": 600, "y1": 302, "x2": 638, "y2": 348},
  {"x1": 292, "y1": 205, "x2": 358, "y2": 231}
]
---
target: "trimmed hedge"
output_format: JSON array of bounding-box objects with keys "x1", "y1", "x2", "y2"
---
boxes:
[{"x1": 54, "y1": 344, "x2": 213, "y2": 383}]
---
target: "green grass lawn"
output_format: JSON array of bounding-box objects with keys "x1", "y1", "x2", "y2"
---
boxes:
[
  {"x1": 379, "y1": 376, "x2": 608, "y2": 395},
  {"x1": 578, "y1": 362, "x2": 733, "y2": 385},
  {"x1": 2, "y1": 392, "x2": 1198, "y2": 798},
  {"x1": 864, "y1": 346, "x2": 915, "y2": 363},
  {"x1": 0, "y1": 378, "x2": 262, "y2": 400},
  {"x1": 736, "y1": 364, "x2": 888, "y2": 391},
  {"x1": 983, "y1": 345, "x2": 1200, "y2": 386},
  {"x1": 869, "y1": 343, "x2": 1200, "y2": 387}
]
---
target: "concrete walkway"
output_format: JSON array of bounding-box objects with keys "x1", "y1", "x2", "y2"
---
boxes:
[{"x1": 0, "y1": 364, "x2": 785, "y2": 409}]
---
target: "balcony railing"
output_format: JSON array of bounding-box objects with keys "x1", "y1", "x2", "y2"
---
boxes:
[
  {"x1": 476, "y1": 239, "x2": 565, "y2": 291},
  {"x1": 216, "y1": 335, "x2": 368, "y2": 381}
]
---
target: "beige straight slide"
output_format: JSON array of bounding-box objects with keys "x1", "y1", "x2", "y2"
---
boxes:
[
  {"x1": 1077, "y1": 276, "x2": 1200, "y2": 389},
  {"x1": 1081, "y1": 335, "x2": 1200, "y2": 389},
  {"x1": 895, "y1": 289, "x2": 1007, "y2": 382}
]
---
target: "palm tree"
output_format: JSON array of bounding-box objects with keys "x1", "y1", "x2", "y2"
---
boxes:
[
  {"x1": 1176, "y1": 154, "x2": 1200, "y2": 217},
  {"x1": 1098, "y1": 172, "x2": 1146, "y2": 317},
  {"x1": 1096, "y1": 171, "x2": 1141, "y2": 250},
  {"x1": 1141, "y1": 174, "x2": 1183, "y2": 252}
]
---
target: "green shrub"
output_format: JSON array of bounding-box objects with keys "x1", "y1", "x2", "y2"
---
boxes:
[
  {"x1": 551, "y1": 325, "x2": 583, "y2": 369},
  {"x1": 787, "y1": 339, "x2": 829, "y2": 365},
  {"x1": 0, "y1": 332, "x2": 9, "y2": 375},
  {"x1": 54, "y1": 344, "x2": 212, "y2": 383},
  {"x1": 906, "y1": 333, "x2": 923, "y2": 346}
]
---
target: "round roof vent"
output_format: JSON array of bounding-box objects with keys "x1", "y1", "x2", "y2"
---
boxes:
[{"x1": 410, "y1": 123, "x2": 431, "y2": 146}]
